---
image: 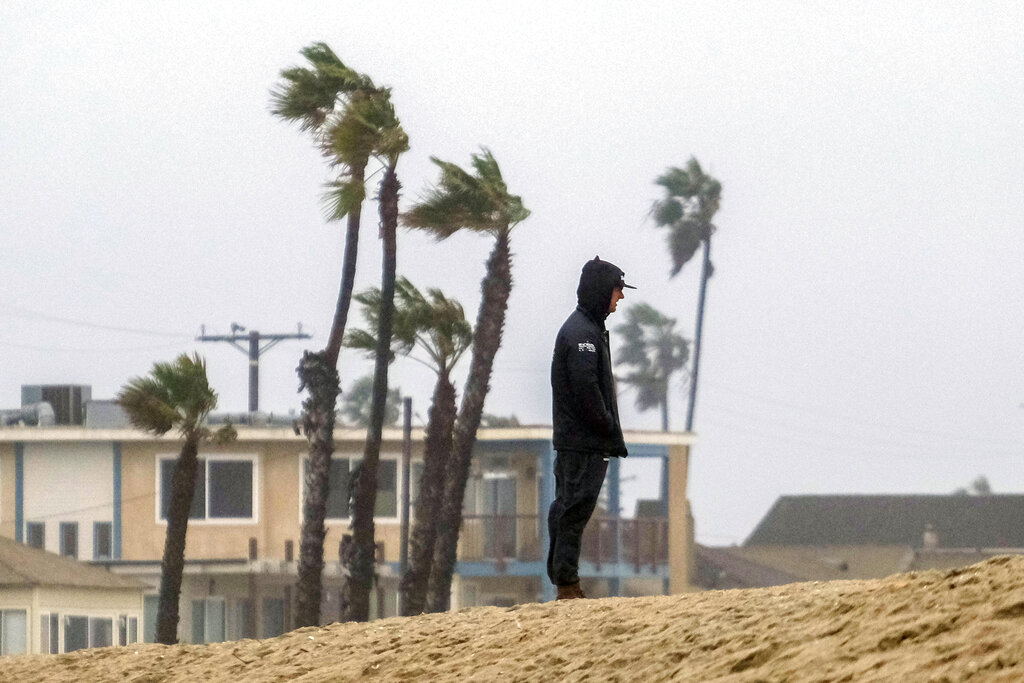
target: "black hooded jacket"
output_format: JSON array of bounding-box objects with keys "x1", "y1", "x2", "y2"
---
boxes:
[{"x1": 550, "y1": 258, "x2": 628, "y2": 456}]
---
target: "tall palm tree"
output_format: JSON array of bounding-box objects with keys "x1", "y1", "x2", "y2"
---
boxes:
[
  {"x1": 116, "y1": 353, "x2": 235, "y2": 644},
  {"x1": 270, "y1": 41, "x2": 386, "y2": 628},
  {"x1": 614, "y1": 302, "x2": 690, "y2": 432},
  {"x1": 343, "y1": 89, "x2": 409, "y2": 622},
  {"x1": 652, "y1": 158, "x2": 722, "y2": 432},
  {"x1": 402, "y1": 148, "x2": 530, "y2": 612}
]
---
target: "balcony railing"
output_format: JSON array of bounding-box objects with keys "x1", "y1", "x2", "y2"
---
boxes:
[{"x1": 457, "y1": 514, "x2": 668, "y2": 572}]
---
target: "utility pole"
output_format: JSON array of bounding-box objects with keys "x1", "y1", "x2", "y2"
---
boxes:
[
  {"x1": 398, "y1": 397, "x2": 412, "y2": 615},
  {"x1": 196, "y1": 323, "x2": 311, "y2": 413}
]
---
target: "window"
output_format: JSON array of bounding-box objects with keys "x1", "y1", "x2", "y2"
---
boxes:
[
  {"x1": 89, "y1": 617, "x2": 113, "y2": 648},
  {"x1": 60, "y1": 522, "x2": 79, "y2": 559},
  {"x1": 159, "y1": 456, "x2": 255, "y2": 522},
  {"x1": 191, "y1": 598, "x2": 226, "y2": 644},
  {"x1": 26, "y1": 522, "x2": 45, "y2": 549},
  {"x1": 229, "y1": 600, "x2": 253, "y2": 640},
  {"x1": 143, "y1": 596, "x2": 159, "y2": 643},
  {"x1": 65, "y1": 616, "x2": 89, "y2": 652},
  {"x1": 40, "y1": 613, "x2": 59, "y2": 654},
  {"x1": 94, "y1": 521, "x2": 113, "y2": 559},
  {"x1": 262, "y1": 598, "x2": 285, "y2": 638},
  {"x1": 118, "y1": 615, "x2": 139, "y2": 646},
  {"x1": 0, "y1": 610, "x2": 27, "y2": 656},
  {"x1": 304, "y1": 457, "x2": 398, "y2": 520}
]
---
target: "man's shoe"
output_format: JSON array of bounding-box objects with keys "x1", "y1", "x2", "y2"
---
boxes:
[{"x1": 556, "y1": 582, "x2": 586, "y2": 600}]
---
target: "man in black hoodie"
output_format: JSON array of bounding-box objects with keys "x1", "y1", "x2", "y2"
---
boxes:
[{"x1": 548, "y1": 256, "x2": 634, "y2": 600}]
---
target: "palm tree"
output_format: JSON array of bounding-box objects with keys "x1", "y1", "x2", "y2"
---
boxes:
[
  {"x1": 652, "y1": 158, "x2": 722, "y2": 432},
  {"x1": 346, "y1": 276, "x2": 472, "y2": 615},
  {"x1": 402, "y1": 148, "x2": 530, "y2": 612},
  {"x1": 116, "y1": 353, "x2": 235, "y2": 644},
  {"x1": 342, "y1": 89, "x2": 409, "y2": 622},
  {"x1": 614, "y1": 302, "x2": 690, "y2": 432},
  {"x1": 270, "y1": 41, "x2": 389, "y2": 628},
  {"x1": 393, "y1": 279, "x2": 472, "y2": 616}
]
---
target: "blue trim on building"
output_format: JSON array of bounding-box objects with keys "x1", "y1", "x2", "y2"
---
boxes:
[
  {"x1": 113, "y1": 442, "x2": 122, "y2": 559},
  {"x1": 14, "y1": 443, "x2": 24, "y2": 543}
]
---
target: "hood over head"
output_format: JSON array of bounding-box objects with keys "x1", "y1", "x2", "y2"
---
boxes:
[{"x1": 576, "y1": 256, "x2": 635, "y2": 323}]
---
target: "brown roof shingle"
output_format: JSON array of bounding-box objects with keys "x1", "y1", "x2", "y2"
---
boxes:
[{"x1": 0, "y1": 536, "x2": 144, "y2": 590}]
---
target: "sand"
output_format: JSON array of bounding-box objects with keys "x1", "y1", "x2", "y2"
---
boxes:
[{"x1": 6, "y1": 555, "x2": 1024, "y2": 682}]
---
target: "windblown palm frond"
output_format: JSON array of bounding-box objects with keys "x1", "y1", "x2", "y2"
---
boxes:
[
  {"x1": 402, "y1": 148, "x2": 530, "y2": 239},
  {"x1": 345, "y1": 277, "x2": 472, "y2": 377},
  {"x1": 116, "y1": 353, "x2": 218, "y2": 436},
  {"x1": 614, "y1": 303, "x2": 690, "y2": 426},
  {"x1": 653, "y1": 157, "x2": 721, "y2": 277}
]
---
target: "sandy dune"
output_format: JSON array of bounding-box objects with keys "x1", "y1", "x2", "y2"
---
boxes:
[{"x1": 6, "y1": 555, "x2": 1024, "y2": 682}]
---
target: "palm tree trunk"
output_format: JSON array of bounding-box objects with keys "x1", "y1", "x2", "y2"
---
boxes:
[
  {"x1": 343, "y1": 166, "x2": 400, "y2": 622},
  {"x1": 685, "y1": 236, "x2": 712, "y2": 432},
  {"x1": 294, "y1": 351, "x2": 340, "y2": 627},
  {"x1": 155, "y1": 434, "x2": 201, "y2": 645},
  {"x1": 295, "y1": 161, "x2": 366, "y2": 628},
  {"x1": 400, "y1": 372, "x2": 456, "y2": 615},
  {"x1": 325, "y1": 161, "x2": 367, "y2": 367},
  {"x1": 427, "y1": 228, "x2": 512, "y2": 612}
]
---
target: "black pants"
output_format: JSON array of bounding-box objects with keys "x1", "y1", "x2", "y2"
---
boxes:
[{"x1": 546, "y1": 450, "x2": 609, "y2": 587}]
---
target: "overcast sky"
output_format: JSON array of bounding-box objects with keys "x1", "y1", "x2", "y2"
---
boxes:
[{"x1": 3, "y1": 2, "x2": 1023, "y2": 545}]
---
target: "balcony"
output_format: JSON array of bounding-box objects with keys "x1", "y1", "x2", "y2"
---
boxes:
[{"x1": 457, "y1": 514, "x2": 668, "y2": 574}]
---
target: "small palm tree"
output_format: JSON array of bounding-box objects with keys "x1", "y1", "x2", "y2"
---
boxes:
[
  {"x1": 652, "y1": 158, "x2": 722, "y2": 431},
  {"x1": 345, "y1": 276, "x2": 472, "y2": 615},
  {"x1": 402, "y1": 148, "x2": 529, "y2": 612},
  {"x1": 614, "y1": 302, "x2": 690, "y2": 432},
  {"x1": 116, "y1": 353, "x2": 235, "y2": 645}
]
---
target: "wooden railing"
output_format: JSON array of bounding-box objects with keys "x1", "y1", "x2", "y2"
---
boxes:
[{"x1": 457, "y1": 514, "x2": 668, "y2": 572}]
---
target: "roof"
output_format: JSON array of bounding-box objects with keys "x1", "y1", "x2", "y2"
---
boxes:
[
  {"x1": 0, "y1": 425, "x2": 694, "y2": 446},
  {"x1": 694, "y1": 544, "x2": 803, "y2": 589},
  {"x1": 0, "y1": 536, "x2": 145, "y2": 590},
  {"x1": 744, "y1": 494, "x2": 1024, "y2": 548}
]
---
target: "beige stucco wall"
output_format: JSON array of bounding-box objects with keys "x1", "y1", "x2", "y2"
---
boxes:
[
  {"x1": 667, "y1": 442, "x2": 692, "y2": 593},
  {"x1": 119, "y1": 432, "x2": 428, "y2": 564},
  {"x1": 0, "y1": 443, "x2": 14, "y2": 539}
]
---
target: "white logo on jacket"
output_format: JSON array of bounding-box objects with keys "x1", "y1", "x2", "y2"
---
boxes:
[{"x1": 577, "y1": 342, "x2": 597, "y2": 353}]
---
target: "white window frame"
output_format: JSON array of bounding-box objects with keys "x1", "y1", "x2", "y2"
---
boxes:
[
  {"x1": 155, "y1": 453, "x2": 259, "y2": 525},
  {"x1": 299, "y1": 452, "x2": 403, "y2": 524}
]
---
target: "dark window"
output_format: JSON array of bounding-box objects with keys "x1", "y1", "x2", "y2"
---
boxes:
[
  {"x1": 262, "y1": 598, "x2": 285, "y2": 638},
  {"x1": 208, "y1": 461, "x2": 253, "y2": 518},
  {"x1": 65, "y1": 616, "x2": 89, "y2": 652},
  {"x1": 94, "y1": 521, "x2": 113, "y2": 559},
  {"x1": 327, "y1": 459, "x2": 352, "y2": 519},
  {"x1": 160, "y1": 459, "x2": 205, "y2": 520},
  {"x1": 143, "y1": 596, "x2": 159, "y2": 643},
  {"x1": 160, "y1": 458, "x2": 253, "y2": 521},
  {"x1": 60, "y1": 522, "x2": 78, "y2": 559},
  {"x1": 26, "y1": 522, "x2": 45, "y2": 549},
  {"x1": 307, "y1": 458, "x2": 397, "y2": 519},
  {"x1": 89, "y1": 617, "x2": 113, "y2": 648},
  {"x1": 40, "y1": 613, "x2": 58, "y2": 654},
  {"x1": 375, "y1": 460, "x2": 398, "y2": 517}
]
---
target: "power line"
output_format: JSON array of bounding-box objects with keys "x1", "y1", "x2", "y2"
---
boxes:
[{"x1": 0, "y1": 304, "x2": 190, "y2": 339}]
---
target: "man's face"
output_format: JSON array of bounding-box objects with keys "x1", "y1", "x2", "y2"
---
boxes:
[{"x1": 608, "y1": 287, "x2": 625, "y2": 314}]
